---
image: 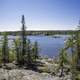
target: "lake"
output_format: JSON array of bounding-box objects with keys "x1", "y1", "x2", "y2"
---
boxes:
[
  {"x1": 27, "y1": 35, "x2": 69, "y2": 57},
  {"x1": 0, "y1": 35, "x2": 70, "y2": 58}
]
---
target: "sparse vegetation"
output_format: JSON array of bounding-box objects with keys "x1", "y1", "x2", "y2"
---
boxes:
[
  {"x1": 0, "y1": 15, "x2": 39, "y2": 69},
  {"x1": 0, "y1": 16, "x2": 79, "y2": 80},
  {"x1": 2, "y1": 32, "x2": 9, "y2": 65}
]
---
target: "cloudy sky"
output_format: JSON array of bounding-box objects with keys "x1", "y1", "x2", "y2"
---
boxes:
[{"x1": 0, "y1": 0, "x2": 80, "y2": 31}]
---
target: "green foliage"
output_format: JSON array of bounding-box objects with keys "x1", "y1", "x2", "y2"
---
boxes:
[
  {"x1": 13, "y1": 15, "x2": 39, "y2": 67},
  {"x1": 13, "y1": 36, "x2": 39, "y2": 67},
  {"x1": 2, "y1": 32, "x2": 9, "y2": 64},
  {"x1": 32, "y1": 41, "x2": 39, "y2": 61},
  {"x1": 58, "y1": 34, "x2": 76, "y2": 77},
  {"x1": 59, "y1": 49, "x2": 68, "y2": 65},
  {"x1": 76, "y1": 74, "x2": 80, "y2": 80},
  {"x1": 65, "y1": 37, "x2": 74, "y2": 49},
  {"x1": 0, "y1": 48, "x2": 2, "y2": 63},
  {"x1": 21, "y1": 15, "x2": 27, "y2": 65},
  {"x1": 23, "y1": 40, "x2": 39, "y2": 67},
  {"x1": 13, "y1": 37, "x2": 22, "y2": 65},
  {"x1": 75, "y1": 31, "x2": 80, "y2": 67},
  {"x1": 9, "y1": 49, "x2": 16, "y2": 62},
  {"x1": 0, "y1": 15, "x2": 39, "y2": 70},
  {"x1": 58, "y1": 48, "x2": 69, "y2": 77},
  {"x1": 60, "y1": 30, "x2": 80, "y2": 78},
  {"x1": 25, "y1": 39, "x2": 33, "y2": 66},
  {"x1": 71, "y1": 52, "x2": 77, "y2": 67}
]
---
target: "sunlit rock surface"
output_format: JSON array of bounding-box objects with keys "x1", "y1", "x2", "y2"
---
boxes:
[
  {"x1": 0, "y1": 58, "x2": 72, "y2": 80},
  {"x1": 0, "y1": 68, "x2": 72, "y2": 80}
]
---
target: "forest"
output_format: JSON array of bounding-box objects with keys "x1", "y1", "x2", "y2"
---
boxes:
[{"x1": 0, "y1": 30, "x2": 76, "y2": 36}]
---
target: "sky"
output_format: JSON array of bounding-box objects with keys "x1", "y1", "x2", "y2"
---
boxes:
[{"x1": 0, "y1": 0, "x2": 80, "y2": 31}]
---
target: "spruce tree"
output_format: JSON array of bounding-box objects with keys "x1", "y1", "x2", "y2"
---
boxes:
[
  {"x1": 59, "y1": 48, "x2": 68, "y2": 77},
  {"x1": 75, "y1": 21, "x2": 80, "y2": 70},
  {"x1": 32, "y1": 41, "x2": 39, "y2": 62},
  {"x1": 21, "y1": 15, "x2": 27, "y2": 65},
  {"x1": 2, "y1": 32, "x2": 9, "y2": 65},
  {"x1": 14, "y1": 15, "x2": 39, "y2": 68},
  {"x1": 25, "y1": 39, "x2": 32, "y2": 67},
  {"x1": 34, "y1": 41, "x2": 39, "y2": 59},
  {"x1": 14, "y1": 38, "x2": 22, "y2": 65}
]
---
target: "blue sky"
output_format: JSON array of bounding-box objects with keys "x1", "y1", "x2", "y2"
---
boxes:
[{"x1": 0, "y1": 0, "x2": 80, "y2": 31}]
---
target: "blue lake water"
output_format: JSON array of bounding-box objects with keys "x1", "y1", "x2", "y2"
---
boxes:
[
  {"x1": 0, "y1": 35, "x2": 70, "y2": 58},
  {"x1": 27, "y1": 35, "x2": 69, "y2": 57}
]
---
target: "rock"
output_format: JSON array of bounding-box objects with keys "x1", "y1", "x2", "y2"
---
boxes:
[
  {"x1": 0, "y1": 64, "x2": 2, "y2": 68},
  {"x1": 0, "y1": 58, "x2": 72, "y2": 80},
  {"x1": 12, "y1": 61, "x2": 17, "y2": 65},
  {"x1": 2, "y1": 65, "x2": 7, "y2": 69},
  {"x1": 22, "y1": 76, "x2": 29, "y2": 80},
  {"x1": 0, "y1": 68, "x2": 72, "y2": 80},
  {"x1": 64, "y1": 75, "x2": 72, "y2": 80},
  {"x1": 5, "y1": 63, "x2": 17, "y2": 70},
  {"x1": 41, "y1": 72, "x2": 51, "y2": 76},
  {"x1": 53, "y1": 77, "x2": 60, "y2": 80}
]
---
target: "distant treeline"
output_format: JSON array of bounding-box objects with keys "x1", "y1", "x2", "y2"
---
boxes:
[{"x1": 0, "y1": 30, "x2": 77, "y2": 36}]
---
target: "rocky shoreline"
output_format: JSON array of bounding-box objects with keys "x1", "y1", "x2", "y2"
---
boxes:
[
  {"x1": 0, "y1": 68, "x2": 72, "y2": 80},
  {"x1": 0, "y1": 58, "x2": 72, "y2": 80}
]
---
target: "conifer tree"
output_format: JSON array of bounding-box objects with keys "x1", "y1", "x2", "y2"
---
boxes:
[
  {"x1": 14, "y1": 15, "x2": 39, "y2": 68},
  {"x1": 21, "y1": 15, "x2": 27, "y2": 65},
  {"x1": 32, "y1": 41, "x2": 39, "y2": 62},
  {"x1": 25, "y1": 39, "x2": 32, "y2": 67},
  {"x1": 75, "y1": 22, "x2": 80, "y2": 70},
  {"x1": 34, "y1": 41, "x2": 39, "y2": 59},
  {"x1": 2, "y1": 32, "x2": 9, "y2": 65},
  {"x1": 14, "y1": 38, "x2": 22, "y2": 65},
  {"x1": 59, "y1": 48, "x2": 68, "y2": 77}
]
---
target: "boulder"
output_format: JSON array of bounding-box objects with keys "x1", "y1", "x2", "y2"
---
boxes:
[{"x1": 5, "y1": 63, "x2": 17, "y2": 70}]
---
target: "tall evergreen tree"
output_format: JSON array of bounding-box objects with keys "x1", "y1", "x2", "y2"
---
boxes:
[
  {"x1": 25, "y1": 39, "x2": 32, "y2": 67},
  {"x1": 21, "y1": 15, "x2": 27, "y2": 65},
  {"x1": 59, "y1": 48, "x2": 68, "y2": 77},
  {"x1": 76, "y1": 21, "x2": 80, "y2": 70},
  {"x1": 2, "y1": 32, "x2": 9, "y2": 65},
  {"x1": 14, "y1": 38, "x2": 22, "y2": 65},
  {"x1": 13, "y1": 15, "x2": 39, "y2": 68}
]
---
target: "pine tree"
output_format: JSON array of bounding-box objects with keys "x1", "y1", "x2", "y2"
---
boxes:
[
  {"x1": 13, "y1": 15, "x2": 39, "y2": 68},
  {"x1": 59, "y1": 48, "x2": 68, "y2": 77},
  {"x1": 76, "y1": 29, "x2": 80, "y2": 70},
  {"x1": 21, "y1": 15, "x2": 27, "y2": 65},
  {"x1": 2, "y1": 32, "x2": 9, "y2": 65},
  {"x1": 25, "y1": 39, "x2": 32, "y2": 67},
  {"x1": 14, "y1": 38, "x2": 22, "y2": 65},
  {"x1": 32, "y1": 41, "x2": 39, "y2": 62}
]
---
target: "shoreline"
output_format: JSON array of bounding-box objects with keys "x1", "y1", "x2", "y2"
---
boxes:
[{"x1": 0, "y1": 58, "x2": 72, "y2": 80}]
